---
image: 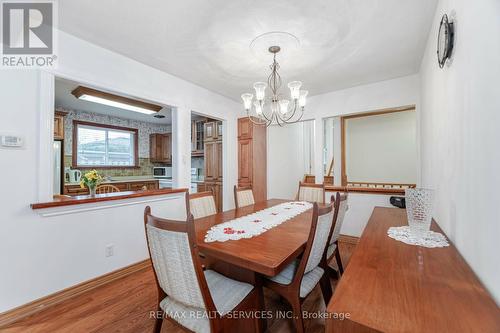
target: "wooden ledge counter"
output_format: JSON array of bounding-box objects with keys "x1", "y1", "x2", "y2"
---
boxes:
[
  {"x1": 31, "y1": 188, "x2": 188, "y2": 210},
  {"x1": 326, "y1": 207, "x2": 500, "y2": 333}
]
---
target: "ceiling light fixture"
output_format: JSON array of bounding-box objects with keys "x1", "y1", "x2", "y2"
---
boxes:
[
  {"x1": 71, "y1": 86, "x2": 162, "y2": 115},
  {"x1": 241, "y1": 45, "x2": 307, "y2": 127}
]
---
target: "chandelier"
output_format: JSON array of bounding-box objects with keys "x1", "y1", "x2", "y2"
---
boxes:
[{"x1": 241, "y1": 45, "x2": 308, "y2": 127}]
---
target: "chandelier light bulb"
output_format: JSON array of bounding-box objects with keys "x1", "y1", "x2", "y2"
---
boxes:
[
  {"x1": 241, "y1": 93, "x2": 253, "y2": 110},
  {"x1": 287, "y1": 81, "x2": 302, "y2": 99},
  {"x1": 240, "y1": 44, "x2": 306, "y2": 126},
  {"x1": 253, "y1": 100, "x2": 263, "y2": 115},
  {"x1": 279, "y1": 99, "x2": 289, "y2": 114},
  {"x1": 298, "y1": 90, "x2": 308, "y2": 107},
  {"x1": 253, "y1": 82, "x2": 267, "y2": 101}
]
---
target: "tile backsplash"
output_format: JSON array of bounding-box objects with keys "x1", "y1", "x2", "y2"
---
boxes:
[{"x1": 64, "y1": 155, "x2": 164, "y2": 177}]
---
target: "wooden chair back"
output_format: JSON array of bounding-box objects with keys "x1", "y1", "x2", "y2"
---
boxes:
[
  {"x1": 323, "y1": 176, "x2": 334, "y2": 185},
  {"x1": 296, "y1": 181, "x2": 325, "y2": 203},
  {"x1": 234, "y1": 185, "x2": 255, "y2": 208},
  {"x1": 290, "y1": 202, "x2": 334, "y2": 287},
  {"x1": 303, "y1": 174, "x2": 316, "y2": 184},
  {"x1": 324, "y1": 192, "x2": 349, "y2": 262},
  {"x1": 96, "y1": 184, "x2": 120, "y2": 194},
  {"x1": 188, "y1": 190, "x2": 217, "y2": 219}
]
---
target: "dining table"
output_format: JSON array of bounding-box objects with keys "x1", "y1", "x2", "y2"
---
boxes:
[{"x1": 194, "y1": 199, "x2": 314, "y2": 279}]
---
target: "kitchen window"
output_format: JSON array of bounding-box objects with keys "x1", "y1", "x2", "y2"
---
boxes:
[{"x1": 73, "y1": 120, "x2": 138, "y2": 168}]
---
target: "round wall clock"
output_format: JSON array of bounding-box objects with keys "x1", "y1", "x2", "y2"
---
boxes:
[{"x1": 437, "y1": 14, "x2": 454, "y2": 68}]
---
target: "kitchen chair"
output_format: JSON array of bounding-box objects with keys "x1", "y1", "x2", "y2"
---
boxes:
[
  {"x1": 296, "y1": 182, "x2": 325, "y2": 203},
  {"x1": 325, "y1": 192, "x2": 349, "y2": 278},
  {"x1": 96, "y1": 184, "x2": 120, "y2": 194},
  {"x1": 233, "y1": 185, "x2": 255, "y2": 208},
  {"x1": 189, "y1": 190, "x2": 217, "y2": 219},
  {"x1": 144, "y1": 206, "x2": 263, "y2": 333},
  {"x1": 263, "y1": 202, "x2": 334, "y2": 333}
]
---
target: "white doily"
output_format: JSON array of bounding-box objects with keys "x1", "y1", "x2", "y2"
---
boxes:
[
  {"x1": 205, "y1": 201, "x2": 313, "y2": 243},
  {"x1": 387, "y1": 226, "x2": 450, "y2": 248}
]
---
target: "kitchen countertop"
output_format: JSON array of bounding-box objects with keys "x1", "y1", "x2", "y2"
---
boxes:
[
  {"x1": 31, "y1": 188, "x2": 188, "y2": 209},
  {"x1": 65, "y1": 176, "x2": 159, "y2": 186}
]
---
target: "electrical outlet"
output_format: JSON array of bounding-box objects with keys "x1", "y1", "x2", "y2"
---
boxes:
[{"x1": 105, "y1": 244, "x2": 114, "y2": 257}]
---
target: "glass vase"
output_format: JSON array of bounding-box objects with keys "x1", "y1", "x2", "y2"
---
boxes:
[
  {"x1": 405, "y1": 188, "x2": 434, "y2": 239},
  {"x1": 89, "y1": 186, "x2": 97, "y2": 197}
]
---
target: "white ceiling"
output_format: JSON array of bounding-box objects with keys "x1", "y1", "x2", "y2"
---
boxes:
[
  {"x1": 58, "y1": 0, "x2": 437, "y2": 101},
  {"x1": 55, "y1": 78, "x2": 172, "y2": 124}
]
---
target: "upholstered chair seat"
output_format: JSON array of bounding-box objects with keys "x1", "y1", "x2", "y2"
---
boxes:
[
  {"x1": 160, "y1": 270, "x2": 253, "y2": 332},
  {"x1": 269, "y1": 260, "x2": 325, "y2": 298}
]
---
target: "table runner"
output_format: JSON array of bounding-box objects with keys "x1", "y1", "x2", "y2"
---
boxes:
[{"x1": 204, "y1": 201, "x2": 313, "y2": 243}]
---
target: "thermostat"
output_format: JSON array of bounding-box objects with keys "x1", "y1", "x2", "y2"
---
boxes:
[{"x1": 0, "y1": 134, "x2": 24, "y2": 148}]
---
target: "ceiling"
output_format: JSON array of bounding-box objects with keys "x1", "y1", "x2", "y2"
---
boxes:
[
  {"x1": 55, "y1": 78, "x2": 172, "y2": 124},
  {"x1": 58, "y1": 0, "x2": 437, "y2": 101}
]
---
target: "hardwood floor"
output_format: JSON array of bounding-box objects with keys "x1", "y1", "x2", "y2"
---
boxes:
[{"x1": 3, "y1": 242, "x2": 355, "y2": 333}]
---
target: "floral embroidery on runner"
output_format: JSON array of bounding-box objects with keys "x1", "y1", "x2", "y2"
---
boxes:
[{"x1": 204, "y1": 201, "x2": 313, "y2": 243}]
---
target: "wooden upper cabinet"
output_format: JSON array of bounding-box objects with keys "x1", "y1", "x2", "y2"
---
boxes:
[
  {"x1": 204, "y1": 122, "x2": 217, "y2": 142},
  {"x1": 238, "y1": 117, "x2": 252, "y2": 139},
  {"x1": 238, "y1": 138, "x2": 253, "y2": 185},
  {"x1": 150, "y1": 133, "x2": 172, "y2": 163},
  {"x1": 54, "y1": 112, "x2": 66, "y2": 140},
  {"x1": 191, "y1": 119, "x2": 205, "y2": 156}
]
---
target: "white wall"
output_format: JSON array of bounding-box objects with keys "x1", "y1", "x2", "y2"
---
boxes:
[
  {"x1": 419, "y1": 0, "x2": 500, "y2": 304},
  {"x1": 267, "y1": 75, "x2": 420, "y2": 237},
  {"x1": 345, "y1": 110, "x2": 417, "y2": 184},
  {"x1": 267, "y1": 121, "x2": 311, "y2": 200},
  {"x1": 0, "y1": 31, "x2": 242, "y2": 312}
]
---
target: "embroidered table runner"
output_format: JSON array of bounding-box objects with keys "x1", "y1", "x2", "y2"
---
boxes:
[{"x1": 204, "y1": 201, "x2": 313, "y2": 243}]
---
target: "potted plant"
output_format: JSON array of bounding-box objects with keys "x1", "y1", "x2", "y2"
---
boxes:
[{"x1": 80, "y1": 170, "x2": 103, "y2": 197}]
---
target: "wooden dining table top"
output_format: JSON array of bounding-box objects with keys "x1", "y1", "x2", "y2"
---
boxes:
[
  {"x1": 194, "y1": 199, "x2": 313, "y2": 277},
  {"x1": 326, "y1": 207, "x2": 500, "y2": 333}
]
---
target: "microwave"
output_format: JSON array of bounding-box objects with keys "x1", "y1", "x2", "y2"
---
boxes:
[{"x1": 153, "y1": 167, "x2": 172, "y2": 178}]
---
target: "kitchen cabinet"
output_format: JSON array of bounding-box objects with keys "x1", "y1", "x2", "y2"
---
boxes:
[
  {"x1": 237, "y1": 117, "x2": 252, "y2": 140},
  {"x1": 204, "y1": 121, "x2": 222, "y2": 142},
  {"x1": 54, "y1": 111, "x2": 66, "y2": 140},
  {"x1": 238, "y1": 117, "x2": 267, "y2": 202},
  {"x1": 64, "y1": 180, "x2": 159, "y2": 196},
  {"x1": 191, "y1": 119, "x2": 205, "y2": 156},
  {"x1": 204, "y1": 120, "x2": 223, "y2": 210},
  {"x1": 150, "y1": 133, "x2": 172, "y2": 163}
]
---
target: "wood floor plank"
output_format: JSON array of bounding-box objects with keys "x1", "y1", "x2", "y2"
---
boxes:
[{"x1": 2, "y1": 242, "x2": 355, "y2": 333}]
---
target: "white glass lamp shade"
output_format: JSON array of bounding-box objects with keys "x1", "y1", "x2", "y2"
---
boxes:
[
  {"x1": 241, "y1": 93, "x2": 253, "y2": 110},
  {"x1": 253, "y1": 82, "x2": 267, "y2": 101},
  {"x1": 298, "y1": 90, "x2": 308, "y2": 107},
  {"x1": 253, "y1": 100, "x2": 263, "y2": 115},
  {"x1": 279, "y1": 99, "x2": 289, "y2": 114},
  {"x1": 287, "y1": 81, "x2": 302, "y2": 99}
]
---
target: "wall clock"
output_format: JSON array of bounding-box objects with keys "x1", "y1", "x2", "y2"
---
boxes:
[{"x1": 437, "y1": 14, "x2": 454, "y2": 68}]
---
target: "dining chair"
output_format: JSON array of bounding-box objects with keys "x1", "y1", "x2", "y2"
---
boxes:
[
  {"x1": 296, "y1": 181, "x2": 325, "y2": 204},
  {"x1": 144, "y1": 206, "x2": 263, "y2": 333},
  {"x1": 233, "y1": 185, "x2": 255, "y2": 208},
  {"x1": 189, "y1": 190, "x2": 217, "y2": 219},
  {"x1": 96, "y1": 184, "x2": 120, "y2": 194},
  {"x1": 302, "y1": 174, "x2": 316, "y2": 184},
  {"x1": 263, "y1": 202, "x2": 334, "y2": 333},
  {"x1": 324, "y1": 192, "x2": 349, "y2": 278}
]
